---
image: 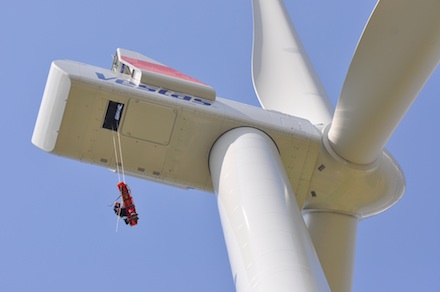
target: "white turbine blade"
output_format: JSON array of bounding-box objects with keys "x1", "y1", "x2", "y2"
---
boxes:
[
  {"x1": 328, "y1": 0, "x2": 440, "y2": 165},
  {"x1": 210, "y1": 128, "x2": 330, "y2": 292},
  {"x1": 303, "y1": 211, "x2": 358, "y2": 292},
  {"x1": 252, "y1": 0, "x2": 333, "y2": 125}
]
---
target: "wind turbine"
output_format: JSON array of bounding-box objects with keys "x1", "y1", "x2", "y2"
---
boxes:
[{"x1": 32, "y1": 0, "x2": 440, "y2": 291}]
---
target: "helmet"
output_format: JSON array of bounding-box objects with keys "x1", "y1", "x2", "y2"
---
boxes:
[{"x1": 114, "y1": 202, "x2": 121, "y2": 207}]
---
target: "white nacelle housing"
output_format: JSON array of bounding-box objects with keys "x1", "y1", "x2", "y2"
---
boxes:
[
  {"x1": 32, "y1": 58, "x2": 321, "y2": 206},
  {"x1": 32, "y1": 50, "x2": 405, "y2": 218}
]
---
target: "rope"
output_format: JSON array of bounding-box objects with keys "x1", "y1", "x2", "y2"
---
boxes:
[
  {"x1": 107, "y1": 194, "x2": 122, "y2": 207},
  {"x1": 111, "y1": 126, "x2": 127, "y2": 232},
  {"x1": 112, "y1": 133, "x2": 121, "y2": 183},
  {"x1": 115, "y1": 203, "x2": 121, "y2": 232},
  {"x1": 111, "y1": 125, "x2": 127, "y2": 183},
  {"x1": 116, "y1": 128, "x2": 126, "y2": 183}
]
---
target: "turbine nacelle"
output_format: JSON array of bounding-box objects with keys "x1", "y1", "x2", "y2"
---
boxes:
[
  {"x1": 32, "y1": 59, "x2": 323, "y2": 204},
  {"x1": 33, "y1": 57, "x2": 402, "y2": 220}
]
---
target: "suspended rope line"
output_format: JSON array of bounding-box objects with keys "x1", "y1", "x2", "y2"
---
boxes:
[
  {"x1": 112, "y1": 131, "x2": 121, "y2": 183},
  {"x1": 115, "y1": 203, "x2": 121, "y2": 232},
  {"x1": 107, "y1": 194, "x2": 122, "y2": 207},
  {"x1": 116, "y1": 128, "x2": 126, "y2": 183},
  {"x1": 110, "y1": 122, "x2": 129, "y2": 232},
  {"x1": 112, "y1": 128, "x2": 122, "y2": 232}
]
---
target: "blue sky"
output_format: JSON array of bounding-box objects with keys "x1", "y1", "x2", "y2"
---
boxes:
[{"x1": 2, "y1": 0, "x2": 440, "y2": 291}]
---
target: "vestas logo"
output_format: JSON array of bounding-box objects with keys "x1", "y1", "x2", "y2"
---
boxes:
[{"x1": 96, "y1": 72, "x2": 212, "y2": 106}]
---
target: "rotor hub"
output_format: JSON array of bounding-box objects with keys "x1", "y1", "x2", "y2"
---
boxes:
[{"x1": 302, "y1": 125, "x2": 406, "y2": 219}]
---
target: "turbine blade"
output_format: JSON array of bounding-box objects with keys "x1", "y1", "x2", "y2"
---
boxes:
[
  {"x1": 303, "y1": 211, "x2": 358, "y2": 292},
  {"x1": 328, "y1": 0, "x2": 440, "y2": 165},
  {"x1": 252, "y1": 0, "x2": 333, "y2": 125}
]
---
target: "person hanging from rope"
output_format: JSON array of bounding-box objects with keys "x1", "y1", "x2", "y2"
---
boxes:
[
  {"x1": 112, "y1": 182, "x2": 139, "y2": 226},
  {"x1": 113, "y1": 201, "x2": 130, "y2": 225}
]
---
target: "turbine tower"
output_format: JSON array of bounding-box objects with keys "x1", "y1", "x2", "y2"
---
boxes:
[{"x1": 32, "y1": 0, "x2": 440, "y2": 291}]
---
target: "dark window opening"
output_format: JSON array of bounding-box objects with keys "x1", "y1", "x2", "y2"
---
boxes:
[{"x1": 103, "y1": 101, "x2": 124, "y2": 131}]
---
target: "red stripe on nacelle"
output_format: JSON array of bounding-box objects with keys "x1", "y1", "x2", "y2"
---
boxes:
[{"x1": 121, "y1": 56, "x2": 205, "y2": 85}]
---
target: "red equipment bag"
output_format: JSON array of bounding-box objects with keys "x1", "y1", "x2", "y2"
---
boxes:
[{"x1": 117, "y1": 182, "x2": 139, "y2": 226}]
